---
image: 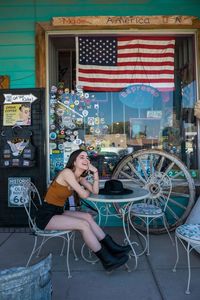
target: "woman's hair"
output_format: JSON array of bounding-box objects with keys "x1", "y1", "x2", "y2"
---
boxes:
[{"x1": 65, "y1": 149, "x2": 86, "y2": 170}]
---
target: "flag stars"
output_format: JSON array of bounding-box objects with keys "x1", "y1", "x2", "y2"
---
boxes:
[{"x1": 78, "y1": 37, "x2": 117, "y2": 66}]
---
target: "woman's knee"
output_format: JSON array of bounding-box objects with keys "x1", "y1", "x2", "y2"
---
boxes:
[
  {"x1": 79, "y1": 219, "x2": 91, "y2": 231},
  {"x1": 83, "y1": 212, "x2": 94, "y2": 223}
]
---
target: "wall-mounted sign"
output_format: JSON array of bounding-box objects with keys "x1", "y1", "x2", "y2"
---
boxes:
[
  {"x1": 3, "y1": 103, "x2": 31, "y2": 126},
  {"x1": 8, "y1": 177, "x2": 31, "y2": 207},
  {"x1": 52, "y1": 15, "x2": 197, "y2": 27}
]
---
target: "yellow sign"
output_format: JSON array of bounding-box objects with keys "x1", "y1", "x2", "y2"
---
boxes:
[{"x1": 3, "y1": 103, "x2": 31, "y2": 126}]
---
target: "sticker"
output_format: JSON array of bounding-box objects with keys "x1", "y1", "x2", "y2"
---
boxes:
[
  {"x1": 74, "y1": 100, "x2": 79, "y2": 105},
  {"x1": 56, "y1": 108, "x2": 64, "y2": 116},
  {"x1": 100, "y1": 118, "x2": 105, "y2": 124},
  {"x1": 73, "y1": 130, "x2": 78, "y2": 136},
  {"x1": 68, "y1": 123, "x2": 76, "y2": 129},
  {"x1": 50, "y1": 124, "x2": 56, "y2": 130},
  {"x1": 74, "y1": 139, "x2": 82, "y2": 145},
  {"x1": 49, "y1": 143, "x2": 57, "y2": 150},
  {"x1": 70, "y1": 104, "x2": 75, "y2": 109},
  {"x1": 94, "y1": 104, "x2": 99, "y2": 110},
  {"x1": 51, "y1": 86, "x2": 57, "y2": 93},
  {"x1": 82, "y1": 110, "x2": 89, "y2": 117},
  {"x1": 50, "y1": 108, "x2": 55, "y2": 114},
  {"x1": 95, "y1": 117, "x2": 100, "y2": 125},
  {"x1": 76, "y1": 118, "x2": 83, "y2": 125},
  {"x1": 90, "y1": 127, "x2": 94, "y2": 133},
  {"x1": 84, "y1": 93, "x2": 89, "y2": 99},
  {"x1": 87, "y1": 117, "x2": 94, "y2": 126},
  {"x1": 58, "y1": 143, "x2": 64, "y2": 150},
  {"x1": 95, "y1": 128, "x2": 101, "y2": 134},
  {"x1": 70, "y1": 135, "x2": 75, "y2": 141},
  {"x1": 60, "y1": 130, "x2": 65, "y2": 135},
  {"x1": 66, "y1": 129, "x2": 72, "y2": 135},
  {"x1": 49, "y1": 132, "x2": 57, "y2": 140}
]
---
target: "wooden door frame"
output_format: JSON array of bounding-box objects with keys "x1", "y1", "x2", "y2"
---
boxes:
[{"x1": 35, "y1": 16, "x2": 200, "y2": 88}]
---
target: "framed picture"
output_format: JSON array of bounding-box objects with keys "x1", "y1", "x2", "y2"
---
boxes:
[{"x1": 8, "y1": 177, "x2": 31, "y2": 207}]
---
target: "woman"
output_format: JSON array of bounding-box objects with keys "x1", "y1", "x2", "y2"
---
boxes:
[{"x1": 35, "y1": 149, "x2": 130, "y2": 271}]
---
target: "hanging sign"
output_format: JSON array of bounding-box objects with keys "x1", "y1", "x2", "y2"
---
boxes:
[
  {"x1": 52, "y1": 15, "x2": 196, "y2": 26},
  {"x1": 3, "y1": 93, "x2": 37, "y2": 104},
  {"x1": 8, "y1": 177, "x2": 31, "y2": 207}
]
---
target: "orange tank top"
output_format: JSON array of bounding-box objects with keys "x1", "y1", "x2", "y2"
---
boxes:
[{"x1": 45, "y1": 180, "x2": 73, "y2": 207}]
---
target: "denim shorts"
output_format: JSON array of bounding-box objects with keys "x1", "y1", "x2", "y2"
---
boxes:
[{"x1": 35, "y1": 202, "x2": 64, "y2": 230}]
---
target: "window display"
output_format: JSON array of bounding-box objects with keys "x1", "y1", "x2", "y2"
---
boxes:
[{"x1": 48, "y1": 34, "x2": 198, "y2": 181}]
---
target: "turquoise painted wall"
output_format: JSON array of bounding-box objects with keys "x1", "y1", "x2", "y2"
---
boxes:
[{"x1": 0, "y1": 0, "x2": 200, "y2": 89}]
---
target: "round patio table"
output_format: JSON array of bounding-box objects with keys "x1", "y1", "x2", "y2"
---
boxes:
[{"x1": 83, "y1": 186, "x2": 150, "y2": 269}]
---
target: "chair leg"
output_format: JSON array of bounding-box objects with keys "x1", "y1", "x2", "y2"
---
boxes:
[
  {"x1": 60, "y1": 237, "x2": 66, "y2": 256},
  {"x1": 72, "y1": 232, "x2": 79, "y2": 261},
  {"x1": 185, "y1": 243, "x2": 191, "y2": 295},
  {"x1": 26, "y1": 235, "x2": 38, "y2": 267},
  {"x1": 66, "y1": 233, "x2": 72, "y2": 278},
  {"x1": 36, "y1": 236, "x2": 45, "y2": 257},
  {"x1": 146, "y1": 217, "x2": 150, "y2": 256},
  {"x1": 172, "y1": 234, "x2": 179, "y2": 272},
  {"x1": 162, "y1": 216, "x2": 174, "y2": 246}
]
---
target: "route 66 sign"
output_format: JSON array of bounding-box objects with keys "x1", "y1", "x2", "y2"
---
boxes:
[{"x1": 8, "y1": 177, "x2": 31, "y2": 207}]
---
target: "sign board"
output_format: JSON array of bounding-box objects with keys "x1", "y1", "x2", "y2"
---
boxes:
[
  {"x1": 8, "y1": 177, "x2": 31, "y2": 207},
  {"x1": 52, "y1": 15, "x2": 196, "y2": 27}
]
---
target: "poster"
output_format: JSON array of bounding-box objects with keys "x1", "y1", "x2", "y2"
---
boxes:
[
  {"x1": 8, "y1": 177, "x2": 31, "y2": 207},
  {"x1": 3, "y1": 103, "x2": 31, "y2": 126}
]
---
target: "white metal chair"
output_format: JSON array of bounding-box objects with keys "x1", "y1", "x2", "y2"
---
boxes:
[
  {"x1": 22, "y1": 182, "x2": 78, "y2": 278},
  {"x1": 173, "y1": 223, "x2": 200, "y2": 294},
  {"x1": 129, "y1": 172, "x2": 174, "y2": 255}
]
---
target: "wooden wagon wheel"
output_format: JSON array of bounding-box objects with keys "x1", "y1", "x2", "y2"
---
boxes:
[{"x1": 112, "y1": 149, "x2": 196, "y2": 233}]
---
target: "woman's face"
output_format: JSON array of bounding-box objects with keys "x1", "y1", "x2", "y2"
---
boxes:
[{"x1": 74, "y1": 151, "x2": 90, "y2": 171}]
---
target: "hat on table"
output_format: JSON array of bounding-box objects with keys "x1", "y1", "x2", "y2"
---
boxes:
[{"x1": 99, "y1": 179, "x2": 133, "y2": 195}]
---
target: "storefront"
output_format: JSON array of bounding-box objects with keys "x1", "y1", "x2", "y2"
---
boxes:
[
  {"x1": 0, "y1": 1, "x2": 200, "y2": 226},
  {"x1": 35, "y1": 16, "x2": 200, "y2": 183}
]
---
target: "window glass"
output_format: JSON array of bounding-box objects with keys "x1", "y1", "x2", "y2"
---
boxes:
[{"x1": 48, "y1": 34, "x2": 197, "y2": 180}]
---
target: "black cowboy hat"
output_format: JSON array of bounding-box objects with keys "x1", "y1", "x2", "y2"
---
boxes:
[{"x1": 99, "y1": 179, "x2": 133, "y2": 195}]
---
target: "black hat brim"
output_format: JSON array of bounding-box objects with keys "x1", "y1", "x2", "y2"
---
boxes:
[{"x1": 99, "y1": 188, "x2": 133, "y2": 195}]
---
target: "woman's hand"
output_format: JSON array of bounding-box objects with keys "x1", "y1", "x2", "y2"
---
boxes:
[{"x1": 88, "y1": 163, "x2": 98, "y2": 174}]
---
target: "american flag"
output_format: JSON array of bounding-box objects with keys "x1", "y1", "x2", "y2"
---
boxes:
[{"x1": 76, "y1": 36, "x2": 175, "y2": 92}]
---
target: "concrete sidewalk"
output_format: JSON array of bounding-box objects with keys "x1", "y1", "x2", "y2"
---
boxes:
[{"x1": 0, "y1": 227, "x2": 200, "y2": 300}]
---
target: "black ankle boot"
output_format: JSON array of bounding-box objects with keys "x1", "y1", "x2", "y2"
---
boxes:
[
  {"x1": 100, "y1": 234, "x2": 131, "y2": 256},
  {"x1": 95, "y1": 245, "x2": 128, "y2": 271}
]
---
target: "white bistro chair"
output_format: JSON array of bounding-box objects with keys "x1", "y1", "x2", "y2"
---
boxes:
[
  {"x1": 129, "y1": 172, "x2": 174, "y2": 255},
  {"x1": 22, "y1": 182, "x2": 78, "y2": 278},
  {"x1": 173, "y1": 223, "x2": 200, "y2": 294}
]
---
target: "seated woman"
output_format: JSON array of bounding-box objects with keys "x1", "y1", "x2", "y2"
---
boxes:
[{"x1": 35, "y1": 149, "x2": 130, "y2": 271}]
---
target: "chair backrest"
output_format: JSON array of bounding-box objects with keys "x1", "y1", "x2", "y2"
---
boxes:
[{"x1": 22, "y1": 182, "x2": 42, "y2": 232}]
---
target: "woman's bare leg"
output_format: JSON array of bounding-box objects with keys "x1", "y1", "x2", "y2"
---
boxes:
[
  {"x1": 63, "y1": 210, "x2": 105, "y2": 241},
  {"x1": 45, "y1": 214, "x2": 101, "y2": 252}
]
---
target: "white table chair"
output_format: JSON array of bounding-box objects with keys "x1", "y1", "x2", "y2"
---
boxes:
[
  {"x1": 22, "y1": 182, "x2": 78, "y2": 278},
  {"x1": 129, "y1": 172, "x2": 174, "y2": 255},
  {"x1": 173, "y1": 223, "x2": 200, "y2": 294}
]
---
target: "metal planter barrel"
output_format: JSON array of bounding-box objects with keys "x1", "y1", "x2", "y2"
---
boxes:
[{"x1": 0, "y1": 254, "x2": 52, "y2": 300}]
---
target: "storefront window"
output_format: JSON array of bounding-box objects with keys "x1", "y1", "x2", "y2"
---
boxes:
[{"x1": 48, "y1": 34, "x2": 197, "y2": 181}]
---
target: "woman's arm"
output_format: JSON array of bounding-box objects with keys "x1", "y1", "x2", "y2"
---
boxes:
[
  {"x1": 58, "y1": 169, "x2": 90, "y2": 199},
  {"x1": 80, "y1": 169, "x2": 99, "y2": 195}
]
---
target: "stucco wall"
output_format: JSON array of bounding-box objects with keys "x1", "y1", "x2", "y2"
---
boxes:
[{"x1": 0, "y1": 0, "x2": 200, "y2": 89}]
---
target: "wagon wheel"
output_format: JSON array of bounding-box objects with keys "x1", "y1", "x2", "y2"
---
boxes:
[{"x1": 112, "y1": 149, "x2": 196, "y2": 233}]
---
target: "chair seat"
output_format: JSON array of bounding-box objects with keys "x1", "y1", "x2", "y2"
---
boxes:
[
  {"x1": 176, "y1": 224, "x2": 200, "y2": 241},
  {"x1": 131, "y1": 203, "x2": 162, "y2": 215},
  {"x1": 35, "y1": 229, "x2": 72, "y2": 236}
]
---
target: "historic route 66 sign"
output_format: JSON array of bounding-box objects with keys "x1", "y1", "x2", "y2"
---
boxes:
[{"x1": 8, "y1": 177, "x2": 31, "y2": 207}]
